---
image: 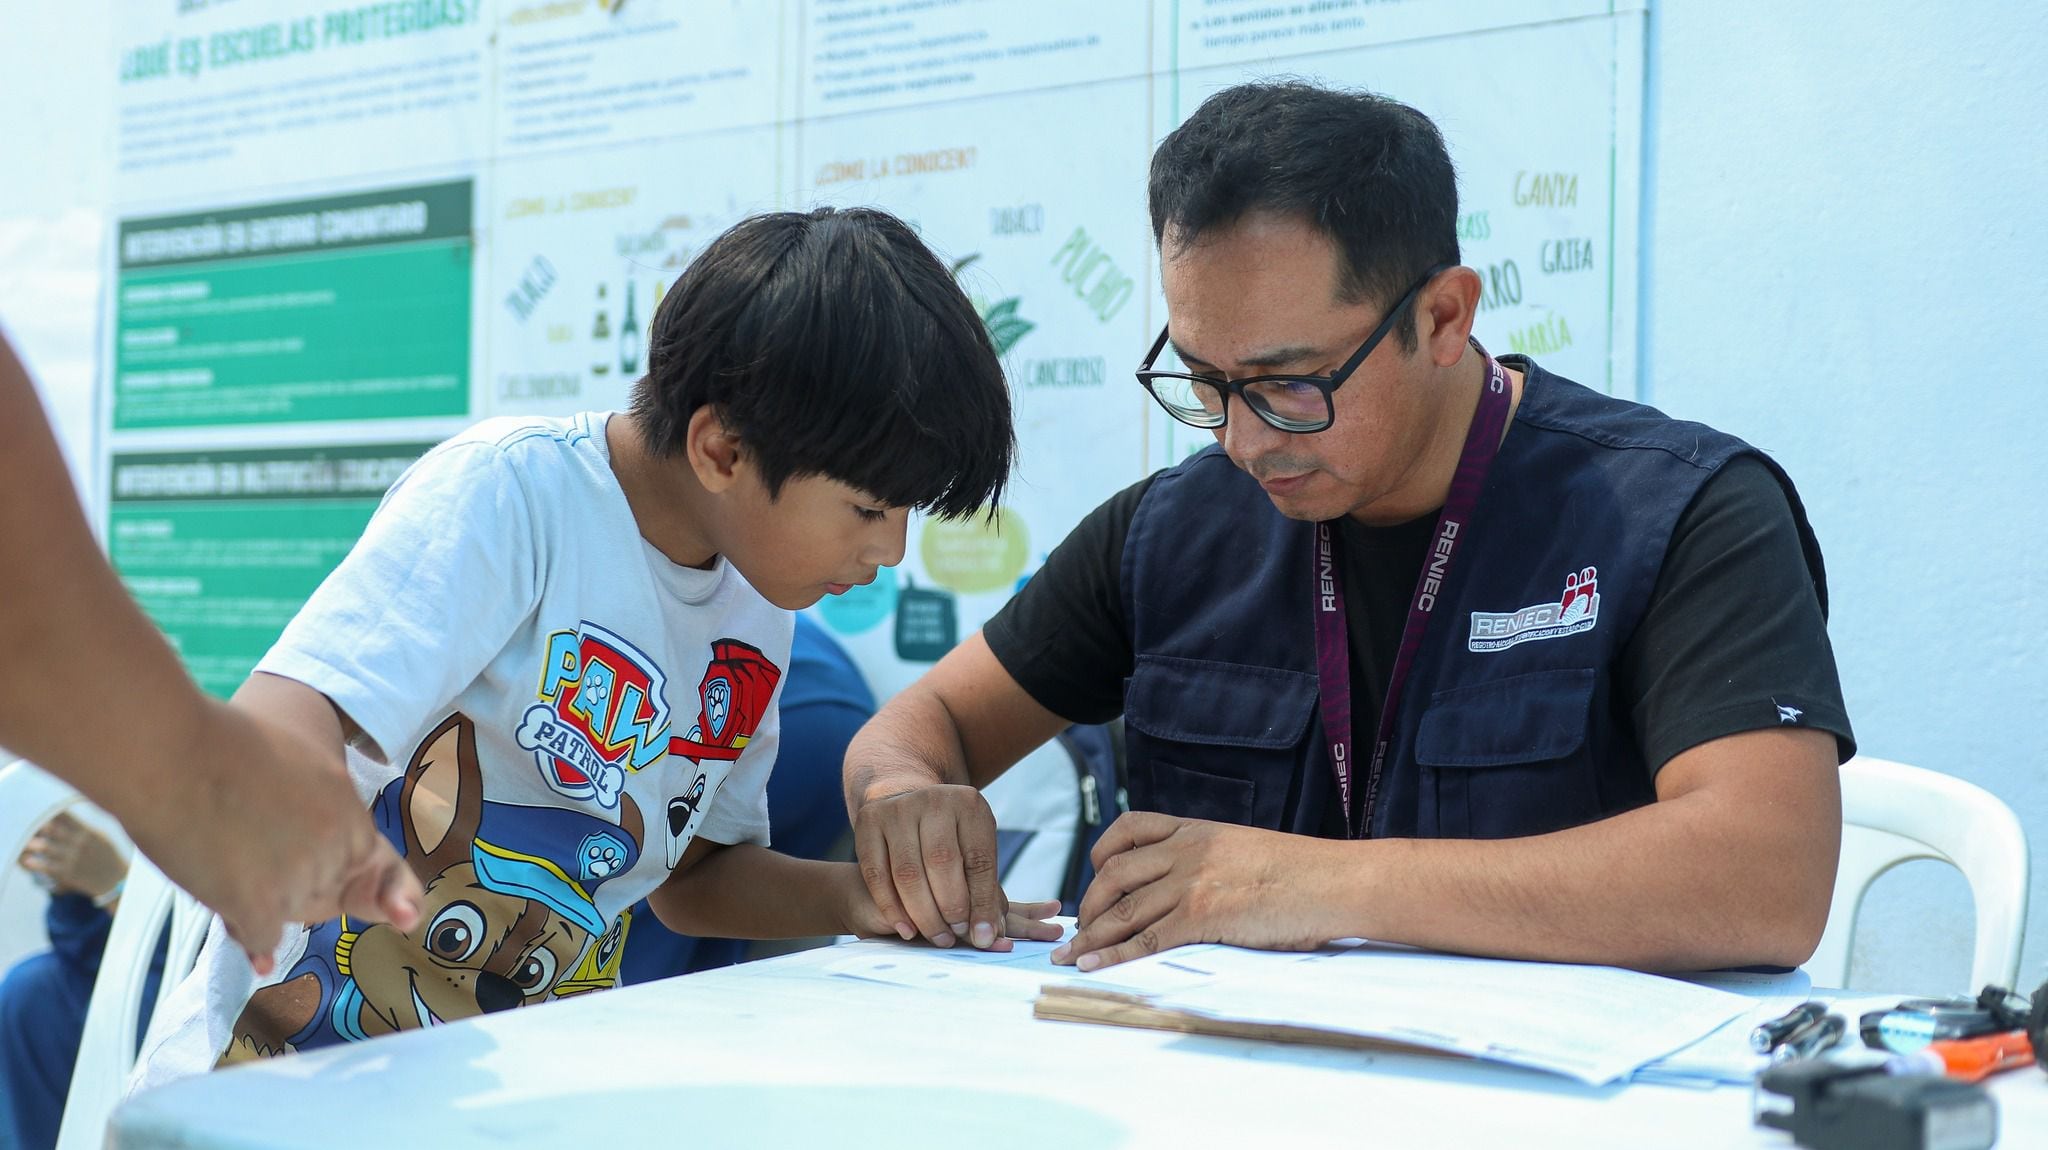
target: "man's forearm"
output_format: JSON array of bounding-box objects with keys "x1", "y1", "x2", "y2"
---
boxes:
[
  {"x1": 1313, "y1": 784, "x2": 1836, "y2": 971},
  {"x1": 647, "y1": 844, "x2": 856, "y2": 939}
]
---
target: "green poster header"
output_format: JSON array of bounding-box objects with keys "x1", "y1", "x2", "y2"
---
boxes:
[
  {"x1": 120, "y1": 180, "x2": 473, "y2": 270},
  {"x1": 110, "y1": 443, "x2": 440, "y2": 503}
]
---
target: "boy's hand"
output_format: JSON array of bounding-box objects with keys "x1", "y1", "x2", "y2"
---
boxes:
[
  {"x1": 852, "y1": 781, "x2": 1013, "y2": 949},
  {"x1": 836, "y1": 861, "x2": 1062, "y2": 951}
]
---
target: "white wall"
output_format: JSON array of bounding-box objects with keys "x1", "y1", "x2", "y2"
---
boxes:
[{"x1": 1642, "y1": 1, "x2": 2048, "y2": 992}]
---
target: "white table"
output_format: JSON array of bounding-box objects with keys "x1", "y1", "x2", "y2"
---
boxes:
[{"x1": 111, "y1": 941, "x2": 2048, "y2": 1149}]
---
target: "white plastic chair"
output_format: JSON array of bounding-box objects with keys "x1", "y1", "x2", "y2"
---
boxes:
[
  {"x1": 55, "y1": 854, "x2": 210, "y2": 1150},
  {"x1": 1808, "y1": 755, "x2": 2031, "y2": 992}
]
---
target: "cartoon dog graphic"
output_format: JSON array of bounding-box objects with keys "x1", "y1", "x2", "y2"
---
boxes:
[{"x1": 222, "y1": 712, "x2": 641, "y2": 1064}]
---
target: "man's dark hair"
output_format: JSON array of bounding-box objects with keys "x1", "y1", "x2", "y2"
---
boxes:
[
  {"x1": 631, "y1": 206, "x2": 1013, "y2": 519},
  {"x1": 1148, "y1": 81, "x2": 1460, "y2": 349}
]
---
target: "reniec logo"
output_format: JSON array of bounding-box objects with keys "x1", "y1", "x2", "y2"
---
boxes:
[{"x1": 1468, "y1": 567, "x2": 1600, "y2": 652}]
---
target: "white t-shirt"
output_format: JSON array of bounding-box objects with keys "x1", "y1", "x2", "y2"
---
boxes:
[{"x1": 133, "y1": 412, "x2": 791, "y2": 1089}]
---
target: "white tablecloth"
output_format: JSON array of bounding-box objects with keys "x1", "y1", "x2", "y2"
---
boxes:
[{"x1": 111, "y1": 941, "x2": 2048, "y2": 1149}]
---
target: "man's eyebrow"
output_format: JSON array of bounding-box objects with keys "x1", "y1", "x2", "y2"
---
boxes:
[{"x1": 1170, "y1": 338, "x2": 1326, "y2": 372}]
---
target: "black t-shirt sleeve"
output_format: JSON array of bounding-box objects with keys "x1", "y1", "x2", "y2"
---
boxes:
[
  {"x1": 1620, "y1": 455, "x2": 1856, "y2": 774},
  {"x1": 980, "y1": 475, "x2": 1154, "y2": 725}
]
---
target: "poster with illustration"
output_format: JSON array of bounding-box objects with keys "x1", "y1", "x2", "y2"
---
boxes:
[
  {"x1": 96, "y1": 0, "x2": 1647, "y2": 711},
  {"x1": 796, "y1": 77, "x2": 1157, "y2": 696}
]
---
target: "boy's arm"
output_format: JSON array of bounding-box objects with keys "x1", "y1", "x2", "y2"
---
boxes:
[
  {"x1": 647, "y1": 838, "x2": 1061, "y2": 946},
  {"x1": 645, "y1": 839, "x2": 868, "y2": 940}
]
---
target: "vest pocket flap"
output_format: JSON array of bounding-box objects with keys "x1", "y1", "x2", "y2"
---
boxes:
[
  {"x1": 1415, "y1": 668, "x2": 1595, "y2": 768},
  {"x1": 1124, "y1": 654, "x2": 1320, "y2": 749}
]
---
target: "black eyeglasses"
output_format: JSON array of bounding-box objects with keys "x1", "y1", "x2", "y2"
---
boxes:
[{"x1": 1136, "y1": 264, "x2": 1451, "y2": 434}]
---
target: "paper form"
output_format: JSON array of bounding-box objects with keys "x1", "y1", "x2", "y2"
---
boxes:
[{"x1": 1145, "y1": 945, "x2": 1749, "y2": 1085}]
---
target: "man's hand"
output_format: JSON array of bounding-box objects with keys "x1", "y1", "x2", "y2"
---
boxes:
[
  {"x1": 124, "y1": 699, "x2": 424, "y2": 975},
  {"x1": 834, "y1": 860, "x2": 1062, "y2": 950},
  {"x1": 1051, "y1": 812, "x2": 1332, "y2": 971},
  {"x1": 851, "y1": 781, "x2": 1025, "y2": 949}
]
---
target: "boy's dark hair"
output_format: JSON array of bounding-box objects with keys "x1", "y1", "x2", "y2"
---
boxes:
[
  {"x1": 632, "y1": 206, "x2": 1013, "y2": 519},
  {"x1": 1148, "y1": 81, "x2": 1460, "y2": 350}
]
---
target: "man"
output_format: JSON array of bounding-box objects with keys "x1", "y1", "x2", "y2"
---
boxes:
[
  {"x1": 0, "y1": 329, "x2": 422, "y2": 973},
  {"x1": 843, "y1": 81, "x2": 1853, "y2": 972}
]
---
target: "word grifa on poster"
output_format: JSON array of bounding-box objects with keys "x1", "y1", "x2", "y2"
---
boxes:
[{"x1": 120, "y1": 0, "x2": 481, "y2": 83}]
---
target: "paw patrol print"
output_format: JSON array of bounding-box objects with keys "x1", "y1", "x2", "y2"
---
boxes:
[
  {"x1": 705, "y1": 678, "x2": 731, "y2": 740},
  {"x1": 579, "y1": 833, "x2": 629, "y2": 881}
]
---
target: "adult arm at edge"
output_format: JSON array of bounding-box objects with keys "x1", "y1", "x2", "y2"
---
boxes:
[
  {"x1": 1061, "y1": 725, "x2": 1840, "y2": 972},
  {"x1": 0, "y1": 334, "x2": 421, "y2": 970},
  {"x1": 841, "y1": 630, "x2": 1071, "y2": 951}
]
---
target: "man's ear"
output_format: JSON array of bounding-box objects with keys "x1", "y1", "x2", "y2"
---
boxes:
[
  {"x1": 1417, "y1": 267, "x2": 1482, "y2": 369},
  {"x1": 684, "y1": 405, "x2": 745, "y2": 494}
]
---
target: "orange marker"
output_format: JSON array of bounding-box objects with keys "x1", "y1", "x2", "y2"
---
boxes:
[{"x1": 1887, "y1": 1029, "x2": 2034, "y2": 1083}]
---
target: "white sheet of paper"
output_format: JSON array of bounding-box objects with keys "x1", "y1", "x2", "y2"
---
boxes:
[{"x1": 1150, "y1": 945, "x2": 1749, "y2": 1085}]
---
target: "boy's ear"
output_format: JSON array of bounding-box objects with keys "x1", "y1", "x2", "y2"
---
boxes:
[{"x1": 684, "y1": 405, "x2": 745, "y2": 494}]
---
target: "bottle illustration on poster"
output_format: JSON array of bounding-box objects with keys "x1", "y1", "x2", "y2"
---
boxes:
[
  {"x1": 590, "y1": 282, "x2": 612, "y2": 378},
  {"x1": 620, "y1": 280, "x2": 641, "y2": 377}
]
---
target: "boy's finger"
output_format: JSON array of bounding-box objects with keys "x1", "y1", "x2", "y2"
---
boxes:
[{"x1": 1005, "y1": 902, "x2": 1066, "y2": 941}]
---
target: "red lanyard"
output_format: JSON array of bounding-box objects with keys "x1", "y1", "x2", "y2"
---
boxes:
[{"x1": 1312, "y1": 353, "x2": 1513, "y2": 839}]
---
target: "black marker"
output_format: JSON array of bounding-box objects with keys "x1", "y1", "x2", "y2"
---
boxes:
[{"x1": 1752, "y1": 1001, "x2": 1830, "y2": 1054}]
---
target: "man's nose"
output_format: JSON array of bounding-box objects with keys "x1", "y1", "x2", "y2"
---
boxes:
[{"x1": 1218, "y1": 392, "x2": 1278, "y2": 463}]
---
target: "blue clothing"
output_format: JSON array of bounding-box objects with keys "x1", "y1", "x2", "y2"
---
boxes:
[
  {"x1": 0, "y1": 895, "x2": 165, "y2": 1150},
  {"x1": 1120, "y1": 360, "x2": 1827, "y2": 839},
  {"x1": 619, "y1": 613, "x2": 875, "y2": 981}
]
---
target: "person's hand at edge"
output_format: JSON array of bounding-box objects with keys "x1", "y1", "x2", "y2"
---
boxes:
[{"x1": 118, "y1": 698, "x2": 424, "y2": 975}]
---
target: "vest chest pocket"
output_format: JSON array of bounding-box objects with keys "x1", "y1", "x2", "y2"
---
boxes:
[
  {"x1": 1414, "y1": 667, "x2": 1601, "y2": 840},
  {"x1": 1122, "y1": 654, "x2": 1318, "y2": 830}
]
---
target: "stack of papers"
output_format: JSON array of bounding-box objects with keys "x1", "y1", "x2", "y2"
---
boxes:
[{"x1": 825, "y1": 927, "x2": 1758, "y2": 1086}]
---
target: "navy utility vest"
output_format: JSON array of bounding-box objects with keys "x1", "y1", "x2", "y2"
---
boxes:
[{"x1": 1118, "y1": 359, "x2": 1825, "y2": 840}]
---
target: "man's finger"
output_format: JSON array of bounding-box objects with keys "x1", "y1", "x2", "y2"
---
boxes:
[
  {"x1": 917, "y1": 811, "x2": 973, "y2": 942},
  {"x1": 852, "y1": 815, "x2": 916, "y2": 939},
  {"x1": 1055, "y1": 881, "x2": 1176, "y2": 967},
  {"x1": 1087, "y1": 811, "x2": 1185, "y2": 870},
  {"x1": 1071, "y1": 911, "x2": 1184, "y2": 972},
  {"x1": 956, "y1": 800, "x2": 1006, "y2": 949},
  {"x1": 1075, "y1": 842, "x2": 1175, "y2": 927}
]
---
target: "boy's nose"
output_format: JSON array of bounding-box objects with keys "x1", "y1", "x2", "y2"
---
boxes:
[{"x1": 868, "y1": 512, "x2": 909, "y2": 569}]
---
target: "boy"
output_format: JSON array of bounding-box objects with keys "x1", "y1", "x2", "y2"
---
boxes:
[{"x1": 133, "y1": 207, "x2": 1057, "y2": 1087}]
